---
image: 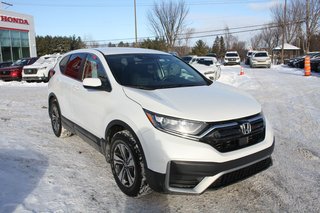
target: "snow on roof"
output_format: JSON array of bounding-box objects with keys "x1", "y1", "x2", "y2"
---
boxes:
[
  {"x1": 95, "y1": 47, "x2": 169, "y2": 55},
  {"x1": 273, "y1": 43, "x2": 300, "y2": 50}
]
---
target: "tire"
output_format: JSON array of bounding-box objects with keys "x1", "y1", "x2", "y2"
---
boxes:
[
  {"x1": 110, "y1": 130, "x2": 151, "y2": 197},
  {"x1": 49, "y1": 98, "x2": 72, "y2": 138}
]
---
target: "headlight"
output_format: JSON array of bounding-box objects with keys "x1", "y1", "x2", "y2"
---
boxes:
[{"x1": 145, "y1": 110, "x2": 207, "y2": 136}]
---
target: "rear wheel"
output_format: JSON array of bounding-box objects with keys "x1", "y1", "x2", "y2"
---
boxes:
[
  {"x1": 110, "y1": 130, "x2": 151, "y2": 197},
  {"x1": 49, "y1": 98, "x2": 72, "y2": 138}
]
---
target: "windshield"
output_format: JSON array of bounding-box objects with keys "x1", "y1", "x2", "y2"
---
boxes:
[
  {"x1": 35, "y1": 56, "x2": 58, "y2": 65},
  {"x1": 12, "y1": 59, "x2": 29, "y2": 66},
  {"x1": 254, "y1": 52, "x2": 268, "y2": 57},
  {"x1": 226, "y1": 53, "x2": 238, "y2": 57},
  {"x1": 105, "y1": 54, "x2": 210, "y2": 90}
]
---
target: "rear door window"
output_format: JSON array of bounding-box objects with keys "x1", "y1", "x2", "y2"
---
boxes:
[{"x1": 64, "y1": 53, "x2": 86, "y2": 81}]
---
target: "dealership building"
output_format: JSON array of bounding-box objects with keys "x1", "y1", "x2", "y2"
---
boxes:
[{"x1": 0, "y1": 9, "x2": 36, "y2": 62}]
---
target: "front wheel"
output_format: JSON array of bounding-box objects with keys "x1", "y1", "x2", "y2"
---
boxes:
[
  {"x1": 49, "y1": 98, "x2": 72, "y2": 138},
  {"x1": 110, "y1": 130, "x2": 150, "y2": 197}
]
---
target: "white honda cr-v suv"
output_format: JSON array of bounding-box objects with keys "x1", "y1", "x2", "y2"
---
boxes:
[{"x1": 48, "y1": 48, "x2": 274, "y2": 197}]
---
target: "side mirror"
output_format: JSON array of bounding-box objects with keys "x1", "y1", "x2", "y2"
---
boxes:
[{"x1": 83, "y1": 78, "x2": 102, "y2": 89}]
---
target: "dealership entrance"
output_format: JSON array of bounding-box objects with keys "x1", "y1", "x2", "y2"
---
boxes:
[{"x1": 0, "y1": 10, "x2": 37, "y2": 62}]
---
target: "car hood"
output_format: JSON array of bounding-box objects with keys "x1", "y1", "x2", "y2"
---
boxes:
[
  {"x1": 23, "y1": 63, "x2": 50, "y2": 69},
  {"x1": 191, "y1": 64, "x2": 216, "y2": 74},
  {"x1": 123, "y1": 82, "x2": 261, "y2": 122}
]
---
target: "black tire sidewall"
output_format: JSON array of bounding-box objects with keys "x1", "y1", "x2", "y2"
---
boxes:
[
  {"x1": 50, "y1": 99, "x2": 62, "y2": 137},
  {"x1": 110, "y1": 132, "x2": 143, "y2": 197}
]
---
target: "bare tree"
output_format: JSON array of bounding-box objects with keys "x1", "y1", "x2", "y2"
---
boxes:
[
  {"x1": 271, "y1": 0, "x2": 320, "y2": 52},
  {"x1": 224, "y1": 26, "x2": 238, "y2": 50},
  {"x1": 271, "y1": 0, "x2": 304, "y2": 44},
  {"x1": 147, "y1": 0, "x2": 189, "y2": 50},
  {"x1": 304, "y1": 0, "x2": 320, "y2": 52},
  {"x1": 250, "y1": 34, "x2": 262, "y2": 50},
  {"x1": 176, "y1": 28, "x2": 194, "y2": 56}
]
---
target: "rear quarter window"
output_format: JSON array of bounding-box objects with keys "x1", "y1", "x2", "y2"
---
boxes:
[{"x1": 59, "y1": 55, "x2": 70, "y2": 74}]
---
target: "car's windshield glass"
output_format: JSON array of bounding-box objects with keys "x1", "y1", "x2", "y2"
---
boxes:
[
  {"x1": 226, "y1": 53, "x2": 238, "y2": 57},
  {"x1": 248, "y1": 52, "x2": 253, "y2": 56},
  {"x1": 105, "y1": 54, "x2": 210, "y2": 90},
  {"x1": 254, "y1": 52, "x2": 268, "y2": 57},
  {"x1": 12, "y1": 59, "x2": 29, "y2": 66}
]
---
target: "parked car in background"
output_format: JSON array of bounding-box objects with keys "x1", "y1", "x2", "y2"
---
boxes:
[
  {"x1": 22, "y1": 54, "x2": 61, "y2": 82},
  {"x1": 293, "y1": 52, "x2": 320, "y2": 69},
  {"x1": 206, "y1": 53, "x2": 217, "y2": 58},
  {"x1": 190, "y1": 56, "x2": 221, "y2": 80},
  {"x1": 224, "y1": 51, "x2": 240, "y2": 65},
  {"x1": 48, "y1": 47, "x2": 274, "y2": 197},
  {"x1": 0, "y1": 57, "x2": 38, "y2": 81},
  {"x1": 0, "y1": 61, "x2": 12, "y2": 68},
  {"x1": 245, "y1": 51, "x2": 254, "y2": 65},
  {"x1": 250, "y1": 51, "x2": 271, "y2": 68},
  {"x1": 181, "y1": 55, "x2": 197, "y2": 64},
  {"x1": 310, "y1": 55, "x2": 320, "y2": 72}
]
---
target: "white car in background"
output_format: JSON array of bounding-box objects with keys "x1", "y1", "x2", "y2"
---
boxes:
[
  {"x1": 250, "y1": 51, "x2": 271, "y2": 68},
  {"x1": 22, "y1": 53, "x2": 61, "y2": 82},
  {"x1": 190, "y1": 56, "x2": 221, "y2": 80},
  {"x1": 224, "y1": 51, "x2": 241, "y2": 65}
]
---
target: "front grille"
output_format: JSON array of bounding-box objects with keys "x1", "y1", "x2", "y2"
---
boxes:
[
  {"x1": 0, "y1": 70, "x2": 10, "y2": 75},
  {"x1": 24, "y1": 69, "x2": 37, "y2": 75},
  {"x1": 200, "y1": 114, "x2": 265, "y2": 153},
  {"x1": 210, "y1": 157, "x2": 272, "y2": 188}
]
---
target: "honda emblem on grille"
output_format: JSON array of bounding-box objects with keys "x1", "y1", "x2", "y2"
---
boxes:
[{"x1": 240, "y1": 122, "x2": 251, "y2": 135}]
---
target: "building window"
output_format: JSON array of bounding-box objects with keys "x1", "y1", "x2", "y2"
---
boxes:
[{"x1": 0, "y1": 29, "x2": 30, "y2": 62}]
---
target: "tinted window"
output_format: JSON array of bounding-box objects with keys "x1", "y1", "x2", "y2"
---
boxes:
[
  {"x1": 254, "y1": 52, "x2": 268, "y2": 57},
  {"x1": 106, "y1": 54, "x2": 209, "y2": 90},
  {"x1": 83, "y1": 54, "x2": 110, "y2": 89},
  {"x1": 59, "y1": 55, "x2": 70, "y2": 74},
  {"x1": 226, "y1": 53, "x2": 239, "y2": 57},
  {"x1": 64, "y1": 53, "x2": 86, "y2": 80},
  {"x1": 12, "y1": 58, "x2": 30, "y2": 66},
  {"x1": 198, "y1": 59, "x2": 213, "y2": 66}
]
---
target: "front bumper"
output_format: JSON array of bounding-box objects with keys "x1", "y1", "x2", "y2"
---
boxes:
[
  {"x1": 224, "y1": 61, "x2": 240, "y2": 65},
  {"x1": 0, "y1": 76, "x2": 21, "y2": 81},
  {"x1": 146, "y1": 140, "x2": 274, "y2": 194},
  {"x1": 22, "y1": 76, "x2": 47, "y2": 81}
]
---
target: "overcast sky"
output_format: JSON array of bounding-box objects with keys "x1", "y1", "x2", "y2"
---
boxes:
[{"x1": 1, "y1": 0, "x2": 282, "y2": 46}]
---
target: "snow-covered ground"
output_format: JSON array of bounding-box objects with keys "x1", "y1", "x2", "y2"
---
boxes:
[{"x1": 1, "y1": 65, "x2": 319, "y2": 212}]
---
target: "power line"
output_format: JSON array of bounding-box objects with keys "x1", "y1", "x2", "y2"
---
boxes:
[
  {"x1": 9, "y1": 0, "x2": 273, "y2": 8},
  {"x1": 83, "y1": 20, "x2": 305, "y2": 43}
]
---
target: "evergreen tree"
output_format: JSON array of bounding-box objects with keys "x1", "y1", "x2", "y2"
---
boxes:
[
  {"x1": 36, "y1": 35, "x2": 85, "y2": 56},
  {"x1": 219, "y1": 36, "x2": 226, "y2": 58},
  {"x1": 191, "y1": 40, "x2": 209, "y2": 56},
  {"x1": 211, "y1": 36, "x2": 220, "y2": 56},
  {"x1": 140, "y1": 38, "x2": 168, "y2": 51}
]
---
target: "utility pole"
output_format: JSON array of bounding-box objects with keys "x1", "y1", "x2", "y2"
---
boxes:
[
  {"x1": 134, "y1": 0, "x2": 138, "y2": 47},
  {"x1": 306, "y1": 0, "x2": 310, "y2": 53},
  {"x1": 281, "y1": 0, "x2": 287, "y2": 64}
]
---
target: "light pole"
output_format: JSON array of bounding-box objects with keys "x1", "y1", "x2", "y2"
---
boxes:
[{"x1": 134, "y1": 0, "x2": 138, "y2": 47}]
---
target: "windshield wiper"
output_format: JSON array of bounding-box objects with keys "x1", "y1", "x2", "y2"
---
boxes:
[{"x1": 127, "y1": 85, "x2": 156, "y2": 90}]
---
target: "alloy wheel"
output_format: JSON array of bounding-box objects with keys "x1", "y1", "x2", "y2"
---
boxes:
[{"x1": 112, "y1": 142, "x2": 136, "y2": 188}]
